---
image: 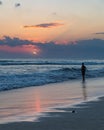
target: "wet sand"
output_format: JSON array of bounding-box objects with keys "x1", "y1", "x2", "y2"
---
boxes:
[
  {"x1": 0, "y1": 97, "x2": 104, "y2": 130},
  {"x1": 0, "y1": 78, "x2": 104, "y2": 129}
]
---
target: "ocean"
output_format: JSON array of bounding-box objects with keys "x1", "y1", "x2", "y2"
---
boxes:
[
  {"x1": 0, "y1": 59, "x2": 104, "y2": 92},
  {"x1": 1, "y1": 58, "x2": 104, "y2": 124}
]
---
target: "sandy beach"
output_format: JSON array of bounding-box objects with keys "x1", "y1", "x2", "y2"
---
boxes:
[
  {"x1": 0, "y1": 78, "x2": 104, "y2": 130},
  {"x1": 0, "y1": 97, "x2": 104, "y2": 130}
]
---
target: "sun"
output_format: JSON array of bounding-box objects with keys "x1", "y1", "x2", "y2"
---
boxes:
[
  {"x1": 33, "y1": 51, "x2": 37, "y2": 55},
  {"x1": 32, "y1": 48, "x2": 40, "y2": 55}
]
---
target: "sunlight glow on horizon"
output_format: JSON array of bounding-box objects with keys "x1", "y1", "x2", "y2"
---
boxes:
[{"x1": 0, "y1": 44, "x2": 40, "y2": 55}]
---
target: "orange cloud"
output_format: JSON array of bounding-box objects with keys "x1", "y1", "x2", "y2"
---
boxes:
[{"x1": 24, "y1": 22, "x2": 64, "y2": 29}]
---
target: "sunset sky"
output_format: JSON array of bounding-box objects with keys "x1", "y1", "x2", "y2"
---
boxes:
[{"x1": 0, "y1": 0, "x2": 104, "y2": 58}]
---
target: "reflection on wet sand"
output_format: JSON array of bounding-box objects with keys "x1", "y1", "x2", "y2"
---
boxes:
[
  {"x1": 35, "y1": 93, "x2": 41, "y2": 113},
  {"x1": 82, "y1": 81, "x2": 87, "y2": 100}
]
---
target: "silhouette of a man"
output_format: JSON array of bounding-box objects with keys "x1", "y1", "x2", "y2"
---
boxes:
[{"x1": 81, "y1": 63, "x2": 86, "y2": 81}]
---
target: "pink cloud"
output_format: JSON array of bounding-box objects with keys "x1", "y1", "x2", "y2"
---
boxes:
[{"x1": 0, "y1": 44, "x2": 40, "y2": 54}]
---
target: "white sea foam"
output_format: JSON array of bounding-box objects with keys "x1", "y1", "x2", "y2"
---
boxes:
[{"x1": 0, "y1": 59, "x2": 104, "y2": 91}]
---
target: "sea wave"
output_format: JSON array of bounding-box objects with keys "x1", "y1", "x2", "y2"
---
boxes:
[
  {"x1": 0, "y1": 67, "x2": 79, "y2": 91},
  {"x1": 1, "y1": 59, "x2": 104, "y2": 65},
  {"x1": 0, "y1": 59, "x2": 104, "y2": 91}
]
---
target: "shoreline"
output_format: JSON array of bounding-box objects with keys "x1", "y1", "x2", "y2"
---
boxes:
[
  {"x1": 0, "y1": 96, "x2": 104, "y2": 130},
  {"x1": 0, "y1": 77, "x2": 104, "y2": 129}
]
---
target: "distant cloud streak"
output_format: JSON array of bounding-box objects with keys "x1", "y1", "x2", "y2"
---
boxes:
[
  {"x1": 52, "y1": 12, "x2": 57, "y2": 16},
  {"x1": 0, "y1": 1, "x2": 2, "y2": 5},
  {"x1": 15, "y1": 3, "x2": 21, "y2": 7},
  {"x1": 94, "y1": 32, "x2": 104, "y2": 35},
  {"x1": 24, "y1": 22, "x2": 64, "y2": 28}
]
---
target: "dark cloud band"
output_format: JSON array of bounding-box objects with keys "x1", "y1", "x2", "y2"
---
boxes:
[
  {"x1": 94, "y1": 32, "x2": 104, "y2": 35},
  {"x1": 0, "y1": 36, "x2": 104, "y2": 59},
  {"x1": 24, "y1": 22, "x2": 64, "y2": 28}
]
